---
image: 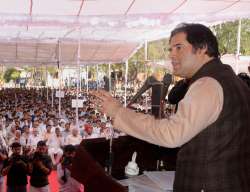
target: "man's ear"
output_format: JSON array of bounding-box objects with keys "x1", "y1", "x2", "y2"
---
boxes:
[
  {"x1": 192, "y1": 45, "x2": 207, "y2": 55},
  {"x1": 202, "y1": 45, "x2": 209, "y2": 55}
]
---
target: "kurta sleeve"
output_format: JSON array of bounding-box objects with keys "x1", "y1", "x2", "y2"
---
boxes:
[{"x1": 114, "y1": 77, "x2": 223, "y2": 148}]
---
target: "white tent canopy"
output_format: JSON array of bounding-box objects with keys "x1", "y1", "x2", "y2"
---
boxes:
[
  {"x1": 221, "y1": 54, "x2": 250, "y2": 73},
  {"x1": 0, "y1": 39, "x2": 140, "y2": 67},
  {"x1": 0, "y1": 0, "x2": 250, "y2": 67}
]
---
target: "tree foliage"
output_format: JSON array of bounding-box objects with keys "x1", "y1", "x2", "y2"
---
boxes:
[
  {"x1": 47, "y1": 66, "x2": 58, "y2": 78},
  {"x1": 4, "y1": 68, "x2": 21, "y2": 83},
  {"x1": 211, "y1": 19, "x2": 250, "y2": 55}
]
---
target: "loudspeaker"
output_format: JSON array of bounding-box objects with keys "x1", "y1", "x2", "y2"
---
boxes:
[
  {"x1": 88, "y1": 71, "x2": 92, "y2": 79},
  {"x1": 111, "y1": 72, "x2": 115, "y2": 79},
  {"x1": 103, "y1": 76, "x2": 110, "y2": 91},
  {"x1": 117, "y1": 71, "x2": 122, "y2": 79}
]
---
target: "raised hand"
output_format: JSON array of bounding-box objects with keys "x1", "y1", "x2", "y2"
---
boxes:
[{"x1": 91, "y1": 90, "x2": 122, "y2": 119}]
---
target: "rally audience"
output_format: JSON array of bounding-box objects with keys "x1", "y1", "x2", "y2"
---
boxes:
[{"x1": 0, "y1": 87, "x2": 126, "y2": 191}]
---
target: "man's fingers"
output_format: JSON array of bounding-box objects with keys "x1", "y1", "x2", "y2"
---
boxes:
[
  {"x1": 91, "y1": 90, "x2": 105, "y2": 99},
  {"x1": 91, "y1": 91, "x2": 104, "y2": 102},
  {"x1": 92, "y1": 90, "x2": 112, "y2": 102}
]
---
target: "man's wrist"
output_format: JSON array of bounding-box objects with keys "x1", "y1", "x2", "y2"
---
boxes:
[{"x1": 107, "y1": 102, "x2": 122, "y2": 118}]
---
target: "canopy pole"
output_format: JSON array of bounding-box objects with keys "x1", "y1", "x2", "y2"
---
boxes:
[
  {"x1": 86, "y1": 66, "x2": 89, "y2": 94},
  {"x1": 58, "y1": 40, "x2": 62, "y2": 118},
  {"x1": 76, "y1": 28, "x2": 81, "y2": 130},
  {"x1": 124, "y1": 60, "x2": 128, "y2": 107},
  {"x1": 40, "y1": 67, "x2": 43, "y2": 96},
  {"x1": 51, "y1": 88, "x2": 54, "y2": 108},
  {"x1": 108, "y1": 63, "x2": 111, "y2": 92},
  {"x1": 79, "y1": 66, "x2": 82, "y2": 92},
  {"x1": 144, "y1": 41, "x2": 149, "y2": 113},
  {"x1": 236, "y1": 19, "x2": 241, "y2": 74},
  {"x1": 46, "y1": 64, "x2": 48, "y2": 101},
  {"x1": 96, "y1": 65, "x2": 99, "y2": 90},
  {"x1": 32, "y1": 67, "x2": 35, "y2": 87}
]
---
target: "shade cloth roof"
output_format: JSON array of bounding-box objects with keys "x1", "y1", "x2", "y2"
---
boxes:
[{"x1": 0, "y1": 0, "x2": 250, "y2": 67}]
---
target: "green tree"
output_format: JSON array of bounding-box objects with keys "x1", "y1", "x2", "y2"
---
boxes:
[
  {"x1": 3, "y1": 68, "x2": 21, "y2": 83},
  {"x1": 212, "y1": 19, "x2": 250, "y2": 55},
  {"x1": 0, "y1": 70, "x2": 4, "y2": 86},
  {"x1": 148, "y1": 39, "x2": 167, "y2": 60},
  {"x1": 47, "y1": 66, "x2": 58, "y2": 78}
]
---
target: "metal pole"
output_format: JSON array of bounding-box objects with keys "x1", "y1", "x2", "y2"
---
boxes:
[
  {"x1": 40, "y1": 67, "x2": 43, "y2": 96},
  {"x1": 96, "y1": 65, "x2": 99, "y2": 90},
  {"x1": 46, "y1": 64, "x2": 48, "y2": 101},
  {"x1": 79, "y1": 66, "x2": 82, "y2": 92},
  {"x1": 236, "y1": 19, "x2": 242, "y2": 74},
  {"x1": 86, "y1": 65, "x2": 89, "y2": 94},
  {"x1": 15, "y1": 93, "x2": 17, "y2": 109},
  {"x1": 144, "y1": 41, "x2": 149, "y2": 113},
  {"x1": 58, "y1": 40, "x2": 62, "y2": 118},
  {"x1": 51, "y1": 88, "x2": 54, "y2": 108},
  {"x1": 108, "y1": 63, "x2": 111, "y2": 92},
  {"x1": 32, "y1": 67, "x2": 35, "y2": 87},
  {"x1": 76, "y1": 28, "x2": 81, "y2": 129},
  {"x1": 124, "y1": 60, "x2": 128, "y2": 107}
]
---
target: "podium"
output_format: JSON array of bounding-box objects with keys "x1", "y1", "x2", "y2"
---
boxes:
[{"x1": 71, "y1": 135, "x2": 178, "y2": 192}]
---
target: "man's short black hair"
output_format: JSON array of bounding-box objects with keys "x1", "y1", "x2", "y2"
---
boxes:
[
  {"x1": 11, "y1": 142, "x2": 21, "y2": 148},
  {"x1": 37, "y1": 140, "x2": 46, "y2": 147},
  {"x1": 63, "y1": 145, "x2": 76, "y2": 153},
  {"x1": 170, "y1": 23, "x2": 220, "y2": 58}
]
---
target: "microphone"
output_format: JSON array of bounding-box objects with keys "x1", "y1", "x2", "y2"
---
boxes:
[
  {"x1": 128, "y1": 73, "x2": 172, "y2": 118},
  {"x1": 127, "y1": 75, "x2": 161, "y2": 107},
  {"x1": 151, "y1": 73, "x2": 172, "y2": 118},
  {"x1": 162, "y1": 73, "x2": 172, "y2": 99}
]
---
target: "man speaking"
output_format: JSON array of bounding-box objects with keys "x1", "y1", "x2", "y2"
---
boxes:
[{"x1": 94, "y1": 23, "x2": 250, "y2": 192}]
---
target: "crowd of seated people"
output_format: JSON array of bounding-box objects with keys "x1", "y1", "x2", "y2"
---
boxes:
[
  {"x1": 0, "y1": 83, "x2": 175, "y2": 191},
  {"x1": 0, "y1": 89, "x2": 127, "y2": 191}
]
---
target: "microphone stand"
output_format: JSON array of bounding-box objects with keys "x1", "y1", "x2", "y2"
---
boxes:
[
  {"x1": 108, "y1": 124, "x2": 114, "y2": 175},
  {"x1": 127, "y1": 73, "x2": 172, "y2": 118},
  {"x1": 127, "y1": 73, "x2": 173, "y2": 170}
]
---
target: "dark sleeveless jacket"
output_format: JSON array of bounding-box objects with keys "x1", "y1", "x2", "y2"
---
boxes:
[{"x1": 173, "y1": 58, "x2": 250, "y2": 192}]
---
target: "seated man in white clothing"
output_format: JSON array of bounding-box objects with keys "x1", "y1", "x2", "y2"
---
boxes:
[
  {"x1": 47, "y1": 127, "x2": 64, "y2": 167},
  {"x1": 28, "y1": 128, "x2": 43, "y2": 152},
  {"x1": 8, "y1": 130, "x2": 22, "y2": 146},
  {"x1": 37, "y1": 118, "x2": 47, "y2": 135},
  {"x1": 65, "y1": 128, "x2": 82, "y2": 146},
  {"x1": 7, "y1": 124, "x2": 16, "y2": 142},
  {"x1": 61, "y1": 123, "x2": 71, "y2": 144},
  {"x1": 43, "y1": 125, "x2": 53, "y2": 142}
]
